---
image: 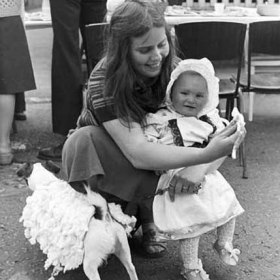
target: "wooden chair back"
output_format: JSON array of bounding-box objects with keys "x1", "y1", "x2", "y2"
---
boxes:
[{"x1": 174, "y1": 21, "x2": 247, "y2": 94}]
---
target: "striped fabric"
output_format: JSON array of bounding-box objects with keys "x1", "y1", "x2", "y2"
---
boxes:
[{"x1": 78, "y1": 61, "x2": 116, "y2": 127}]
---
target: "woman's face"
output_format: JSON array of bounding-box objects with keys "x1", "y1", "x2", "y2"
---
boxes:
[
  {"x1": 171, "y1": 72, "x2": 208, "y2": 117},
  {"x1": 130, "y1": 27, "x2": 170, "y2": 80}
]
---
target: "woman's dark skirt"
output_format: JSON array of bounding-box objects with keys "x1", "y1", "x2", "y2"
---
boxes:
[
  {"x1": 62, "y1": 126, "x2": 159, "y2": 202},
  {"x1": 0, "y1": 16, "x2": 36, "y2": 94}
]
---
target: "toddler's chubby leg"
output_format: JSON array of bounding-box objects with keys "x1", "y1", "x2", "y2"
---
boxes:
[
  {"x1": 179, "y1": 237, "x2": 209, "y2": 280},
  {"x1": 214, "y1": 218, "x2": 240, "y2": 266}
]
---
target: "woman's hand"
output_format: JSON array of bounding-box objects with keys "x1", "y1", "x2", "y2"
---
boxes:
[
  {"x1": 168, "y1": 168, "x2": 202, "y2": 202},
  {"x1": 204, "y1": 121, "x2": 246, "y2": 161}
]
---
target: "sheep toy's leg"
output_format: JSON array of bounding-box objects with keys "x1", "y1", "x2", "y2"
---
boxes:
[
  {"x1": 83, "y1": 232, "x2": 104, "y2": 280},
  {"x1": 83, "y1": 218, "x2": 116, "y2": 280},
  {"x1": 114, "y1": 224, "x2": 139, "y2": 280},
  {"x1": 83, "y1": 258, "x2": 102, "y2": 280}
]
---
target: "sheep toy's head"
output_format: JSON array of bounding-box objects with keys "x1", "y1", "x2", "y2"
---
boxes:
[
  {"x1": 16, "y1": 162, "x2": 33, "y2": 179},
  {"x1": 17, "y1": 162, "x2": 61, "y2": 191}
]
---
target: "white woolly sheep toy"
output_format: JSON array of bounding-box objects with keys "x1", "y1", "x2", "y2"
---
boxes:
[{"x1": 18, "y1": 162, "x2": 138, "y2": 280}]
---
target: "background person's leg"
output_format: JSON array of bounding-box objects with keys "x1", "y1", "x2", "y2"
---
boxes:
[
  {"x1": 38, "y1": 0, "x2": 82, "y2": 161},
  {"x1": 50, "y1": 0, "x2": 83, "y2": 136},
  {"x1": 39, "y1": 0, "x2": 108, "y2": 161},
  {"x1": 80, "y1": 0, "x2": 107, "y2": 27},
  {"x1": 80, "y1": 0, "x2": 107, "y2": 70},
  {"x1": 0, "y1": 94, "x2": 15, "y2": 165},
  {"x1": 14, "y1": 92, "x2": 26, "y2": 121}
]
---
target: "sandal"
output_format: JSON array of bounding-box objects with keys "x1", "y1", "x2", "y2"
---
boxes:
[
  {"x1": 141, "y1": 228, "x2": 167, "y2": 258},
  {"x1": 181, "y1": 259, "x2": 210, "y2": 280},
  {"x1": 213, "y1": 241, "x2": 240, "y2": 266}
]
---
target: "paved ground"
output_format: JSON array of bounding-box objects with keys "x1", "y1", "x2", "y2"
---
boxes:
[{"x1": 0, "y1": 27, "x2": 280, "y2": 280}]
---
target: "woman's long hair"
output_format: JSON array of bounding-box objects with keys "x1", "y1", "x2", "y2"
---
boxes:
[{"x1": 104, "y1": 0, "x2": 175, "y2": 126}]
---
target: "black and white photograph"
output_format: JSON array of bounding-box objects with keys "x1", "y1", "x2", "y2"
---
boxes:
[{"x1": 0, "y1": 0, "x2": 280, "y2": 279}]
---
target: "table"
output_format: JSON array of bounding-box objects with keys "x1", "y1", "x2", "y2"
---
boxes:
[
  {"x1": 24, "y1": 8, "x2": 280, "y2": 29},
  {"x1": 165, "y1": 11, "x2": 280, "y2": 26}
]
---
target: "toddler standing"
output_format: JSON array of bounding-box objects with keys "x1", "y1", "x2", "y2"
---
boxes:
[{"x1": 144, "y1": 58, "x2": 245, "y2": 280}]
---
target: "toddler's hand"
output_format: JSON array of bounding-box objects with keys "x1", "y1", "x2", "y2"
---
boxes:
[
  {"x1": 168, "y1": 168, "x2": 203, "y2": 202},
  {"x1": 204, "y1": 121, "x2": 239, "y2": 161}
]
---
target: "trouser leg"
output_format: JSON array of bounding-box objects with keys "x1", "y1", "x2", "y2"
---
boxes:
[
  {"x1": 80, "y1": 0, "x2": 107, "y2": 72},
  {"x1": 49, "y1": 0, "x2": 83, "y2": 136},
  {"x1": 80, "y1": 0, "x2": 107, "y2": 27},
  {"x1": 15, "y1": 92, "x2": 25, "y2": 113}
]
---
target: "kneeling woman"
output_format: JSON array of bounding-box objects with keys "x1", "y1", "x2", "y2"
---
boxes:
[{"x1": 62, "y1": 0, "x2": 242, "y2": 258}]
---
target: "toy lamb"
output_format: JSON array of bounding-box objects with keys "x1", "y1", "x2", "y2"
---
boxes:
[{"x1": 18, "y1": 162, "x2": 138, "y2": 280}]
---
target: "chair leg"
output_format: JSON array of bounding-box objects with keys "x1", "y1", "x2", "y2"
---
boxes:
[
  {"x1": 237, "y1": 88, "x2": 245, "y2": 115},
  {"x1": 239, "y1": 140, "x2": 248, "y2": 179},
  {"x1": 237, "y1": 89, "x2": 248, "y2": 178},
  {"x1": 225, "y1": 97, "x2": 234, "y2": 120}
]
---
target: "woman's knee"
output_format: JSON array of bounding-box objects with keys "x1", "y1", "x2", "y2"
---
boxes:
[
  {"x1": 62, "y1": 126, "x2": 99, "y2": 169},
  {"x1": 63, "y1": 126, "x2": 99, "y2": 153}
]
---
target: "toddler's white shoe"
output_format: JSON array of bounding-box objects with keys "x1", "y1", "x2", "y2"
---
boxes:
[
  {"x1": 181, "y1": 259, "x2": 210, "y2": 280},
  {"x1": 213, "y1": 241, "x2": 240, "y2": 266}
]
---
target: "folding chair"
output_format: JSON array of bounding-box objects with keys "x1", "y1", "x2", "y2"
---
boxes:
[
  {"x1": 84, "y1": 22, "x2": 108, "y2": 77},
  {"x1": 174, "y1": 21, "x2": 248, "y2": 178},
  {"x1": 239, "y1": 21, "x2": 280, "y2": 122}
]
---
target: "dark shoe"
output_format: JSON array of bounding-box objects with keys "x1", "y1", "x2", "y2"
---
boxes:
[
  {"x1": 37, "y1": 143, "x2": 64, "y2": 161},
  {"x1": 14, "y1": 112, "x2": 27, "y2": 121}
]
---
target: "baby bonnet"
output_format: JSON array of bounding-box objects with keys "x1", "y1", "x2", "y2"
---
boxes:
[{"x1": 165, "y1": 58, "x2": 220, "y2": 117}]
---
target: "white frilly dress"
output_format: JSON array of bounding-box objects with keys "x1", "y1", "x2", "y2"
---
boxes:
[{"x1": 144, "y1": 58, "x2": 244, "y2": 240}]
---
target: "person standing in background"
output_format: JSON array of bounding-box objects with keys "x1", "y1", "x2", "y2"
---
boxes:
[
  {"x1": 0, "y1": 0, "x2": 36, "y2": 165},
  {"x1": 38, "y1": 0, "x2": 107, "y2": 161}
]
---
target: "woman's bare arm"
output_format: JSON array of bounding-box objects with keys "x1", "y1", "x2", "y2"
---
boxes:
[{"x1": 103, "y1": 118, "x2": 240, "y2": 171}]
